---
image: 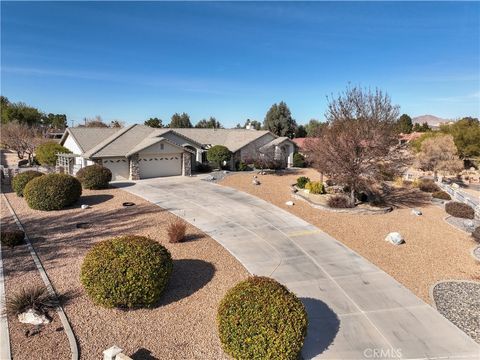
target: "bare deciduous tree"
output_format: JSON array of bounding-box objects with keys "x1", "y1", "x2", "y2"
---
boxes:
[
  {"x1": 415, "y1": 134, "x2": 463, "y2": 179},
  {"x1": 304, "y1": 86, "x2": 407, "y2": 205},
  {"x1": 1, "y1": 122, "x2": 45, "y2": 165}
]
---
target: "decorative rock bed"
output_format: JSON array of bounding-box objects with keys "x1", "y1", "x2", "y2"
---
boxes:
[
  {"x1": 444, "y1": 216, "x2": 480, "y2": 234},
  {"x1": 472, "y1": 246, "x2": 480, "y2": 261},
  {"x1": 432, "y1": 281, "x2": 480, "y2": 343},
  {"x1": 292, "y1": 189, "x2": 392, "y2": 214}
]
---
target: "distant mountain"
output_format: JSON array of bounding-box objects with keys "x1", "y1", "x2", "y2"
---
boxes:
[{"x1": 412, "y1": 115, "x2": 454, "y2": 129}]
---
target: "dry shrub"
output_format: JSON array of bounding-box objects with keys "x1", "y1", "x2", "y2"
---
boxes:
[
  {"x1": 472, "y1": 227, "x2": 480, "y2": 243},
  {"x1": 445, "y1": 201, "x2": 475, "y2": 219},
  {"x1": 1, "y1": 230, "x2": 25, "y2": 247},
  {"x1": 417, "y1": 178, "x2": 440, "y2": 193},
  {"x1": 327, "y1": 195, "x2": 354, "y2": 208},
  {"x1": 167, "y1": 219, "x2": 187, "y2": 243},
  {"x1": 432, "y1": 191, "x2": 451, "y2": 200}
]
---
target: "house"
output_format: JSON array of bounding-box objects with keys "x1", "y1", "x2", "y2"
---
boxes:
[{"x1": 59, "y1": 125, "x2": 296, "y2": 180}]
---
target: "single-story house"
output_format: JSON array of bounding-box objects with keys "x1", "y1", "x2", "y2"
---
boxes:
[{"x1": 59, "y1": 125, "x2": 296, "y2": 180}]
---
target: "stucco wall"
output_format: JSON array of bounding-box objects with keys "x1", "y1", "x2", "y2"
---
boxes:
[
  {"x1": 138, "y1": 141, "x2": 183, "y2": 156},
  {"x1": 239, "y1": 133, "x2": 276, "y2": 162}
]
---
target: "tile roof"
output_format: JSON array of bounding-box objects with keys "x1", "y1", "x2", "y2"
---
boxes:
[{"x1": 62, "y1": 127, "x2": 120, "y2": 152}]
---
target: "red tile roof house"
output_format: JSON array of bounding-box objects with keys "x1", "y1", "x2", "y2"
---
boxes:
[{"x1": 59, "y1": 125, "x2": 296, "y2": 180}]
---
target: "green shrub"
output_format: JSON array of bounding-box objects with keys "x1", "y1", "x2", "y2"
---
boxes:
[
  {"x1": 217, "y1": 276, "x2": 307, "y2": 360},
  {"x1": 296, "y1": 176, "x2": 310, "y2": 189},
  {"x1": 293, "y1": 152, "x2": 306, "y2": 167},
  {"x1": 432, "y1": 191, "x2": 451, "y2": 200},
  {"x1": 1, "y1": 230, "x2": 25, "y2": 247},
  {"x1": 328, "y1": 195, "x2": 354, "y2": 208},
  {"x1": 207, "y1": 145, "x2": 232, "y2": 169},
  {"x1": 35, "y1": 141, "x2": 71, "y2": 166},
  {"x1": 80, "y1": 235, "x2": 173, "y2": 308},
  {"x1": 236, "y1": 161, "x2": 251, "y2": 171},
  {"x1": 445, "y1": 201, "x2": 475, "y2": 219},
  {"x1": 472, "y1": 227, "x2": 480, "y2": 243},
  {"x1": 76, "y1": 164, "x2": 112, "y2": 189},
  {"x1": 417, "y1": 178, "x2": 440, "y2": 193},
  {"x1": 12, "y1": 171, "x2": 44, "y2": 196},
  {"x1": 305, "y1": 181, "x2": 325, "y2": 194},
  {"x1": 195, "y1": 163, "x2": 212, "y2": 173},
  {"x1": 24, "y1": 173, "x2": 82, "y2": 211}
]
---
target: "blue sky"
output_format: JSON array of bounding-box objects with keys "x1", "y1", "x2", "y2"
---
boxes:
[{"x1": 1, "y1": 1, "x2": 479, "y2": 127}]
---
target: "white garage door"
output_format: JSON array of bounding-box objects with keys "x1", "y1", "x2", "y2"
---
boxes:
[
  {"x1": 139, "y1": 153, "x2": 182, "y2": 178},
  {"x1": 103, "y1": 158, "x2": 130, "y2": 181}
]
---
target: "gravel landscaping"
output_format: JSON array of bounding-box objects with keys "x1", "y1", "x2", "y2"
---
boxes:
[
  {"x1": 444, "y1": 215, "x2": 480, "y2": 234},
  {"x1": 220, "y1": 169, "x2": 480, "y2": 303},
  {"x1": 1, "y1": 186, "x2": 248, "y2": 359},
  {"x1": 432, "y1": 281, "x2": 480, "y2": 343}
]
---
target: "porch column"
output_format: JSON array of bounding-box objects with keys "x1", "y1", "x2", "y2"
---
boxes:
[
  {"x1": 287, "y1": 144, "x2": 295, "y2": 168},
  {"x1": 129, "y1": 154, "x2": 140, "y2": 180}
]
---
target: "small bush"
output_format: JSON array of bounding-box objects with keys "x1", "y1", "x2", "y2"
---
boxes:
[
  {"x1": 305, "y1": 181, "x2": 325, "y2": 194},
  {"x1": 293, "y1": 152, "x2": 306, "y2": 168},
  {"x1": 35, "y1": 141, "x2": 71, "y2": 166},
  {"x1": 207, "y1": 145, "x2": 232, "y2": 169},
  {"x1": 417, "y1": 178, "x2": 440, "y2": 193},
  {"x1": 24, "y1": 173, "x2": 82, "y2": 211},
  {"x1": 472, "y1": 227, "x2": 480, "y2": 243},
  {"x1": 76, "y1": 164, "x2": 112, "y2": 189},
  {"x1": 1, "y1": 230, "x2": 25, "y2": 247},
  {"x1": 327, "y1": 195, "x2": 354, "y2": 208},
  {"x1": 432, "y1": 191, "x2": 451, "y2": 200},
  {"x1": 296, "y1": 176, "x2": 310, "y2": 189},
  {"x1": 236, "y1": 161, "x2": 251, "y2": 171},
  {"x1": 445, "y1": 201, "x2": 475, "y2": 219},
  {"x1": 217, "y1": 276, "x2": 307, "y2": 360},
  {"x1": 196, "y1": 163, "x2": 212, "y2": 173},
  {"x1": 80, "y1": 235, "x2": 173, "y2": 308},
  {"x1": 5, "y1": 286, "x2": 58, "y2": 316},
  {"x1": 12, "y1": 171, "x2": 44, "y2": 196},
  {"x1": 167, "y1": 219, "x2": 187, "y2": 243}
]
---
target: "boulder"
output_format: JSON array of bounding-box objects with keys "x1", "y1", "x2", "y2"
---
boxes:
[
  {"x1": 252, "y1": 179, "x2": 260, "y2": 185},
  {"x1": 285, "y1": 201, "x2": 294, "y2": 206},
  {"x1": 411, "y1": 209, "x2": 422, "y2": 216},
  {"x1": 205, "y1": 175, "x2": 216, "y2": 181},
  {"x1": 385, "y1": 232, "x2": 405, "y2": 245},
  {"x1": 464, "y1": 220, "x2": 475, "y2": 231},
  {"x1": 18, "y1": 309, "x2": 51, "y2": 326},
  {"x1": 81, "y1": 204, "x2": 89, "y2": 210}
]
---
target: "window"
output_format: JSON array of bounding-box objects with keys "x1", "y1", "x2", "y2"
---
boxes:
[{"x1": 160, "y1": 143, "x2": 164, "y2": 150}]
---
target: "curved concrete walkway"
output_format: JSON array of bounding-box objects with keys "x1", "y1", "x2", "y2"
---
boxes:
[{"x1": 121, "y1": 177, "x2": 480, "y2": 359}]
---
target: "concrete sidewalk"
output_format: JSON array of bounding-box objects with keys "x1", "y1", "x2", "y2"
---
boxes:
[{"x1": 120, "y1": 177, "x2": 480, "y2": 359}]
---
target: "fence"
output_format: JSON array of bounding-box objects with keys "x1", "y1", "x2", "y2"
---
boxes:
[{"x1": 438, "y1": 182, "x2": 480, "y2": 218}]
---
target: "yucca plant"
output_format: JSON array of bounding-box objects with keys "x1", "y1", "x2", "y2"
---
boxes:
[
  {"x1": 167, "y1": 219, "x2": 187, "y2": 243},
  {"x1": 5, "y1": 286, "x2": 58, "y2": 316}
]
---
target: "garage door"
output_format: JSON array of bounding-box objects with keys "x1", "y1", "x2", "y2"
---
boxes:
[
  {"x1": 103, "y1": 158, "x2": 130, "y2": 181},
  {"x1": 139, "y1": 153, "x2": 182, "y2": 178}
]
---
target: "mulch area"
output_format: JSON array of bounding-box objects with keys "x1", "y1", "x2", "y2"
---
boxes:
[
  {"x1": 220, "y1": 169, "x2": 480, "y2": 303},
  {"x1": 1, "y1": 185, "x2": 248, "y2": 359}
]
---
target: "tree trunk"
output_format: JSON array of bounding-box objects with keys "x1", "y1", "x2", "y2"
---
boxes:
[
  {"x1": 350, "y1": 188, "x2": 355, "y2": 207},
  {"x1": 320, "y1": 172, "x2": 324, "y2": 183}
]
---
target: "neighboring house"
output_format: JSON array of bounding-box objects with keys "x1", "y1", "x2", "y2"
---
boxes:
[
  {"x1": 59, "y1": 125, "x2": 296, "y2": 180},
  {"x1": 398, "y1": 132, "x2": 423, "y2": 145}
]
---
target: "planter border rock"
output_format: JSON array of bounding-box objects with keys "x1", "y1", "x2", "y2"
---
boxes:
[
  {"x1": 471, "y1": 246, "x2": 480, "y2": 262},
  {"x1": 292, "y1": 191, "x2": 392, "y2": 214}
]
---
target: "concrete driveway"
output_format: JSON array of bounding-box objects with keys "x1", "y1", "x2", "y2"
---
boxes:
[{"x1": 120, "y1": 176, "x2": 480, "y2": 359}]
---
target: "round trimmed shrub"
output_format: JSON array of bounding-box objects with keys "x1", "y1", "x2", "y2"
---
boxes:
[
  {"x1": 1, "y1": 230, "x2": 25, "y2": 247},
  {"x1": 80, "y1": 236, "x2": 173, "y2": 308},
  {"x1": 24, "y1": 173, "x2": 82, "y2": 211},
  {"x1": 445, "y1": 201, "x2": 475, "y2": 219},
  {"x1": 432, "y1": 191, "x2": 451, "y2": 201},
  {"x1": 305, "y1": 181, "x2": 325, "y2": 194},
  {"x1": 76, "y1": 164, "x2": 112, "y2": 189},
  {"x1": 207, "y1": 145, "x2": 231, "y2": 169},
  {"x1": 217, "y1": 276, "x2": 308, "y2": 360},
  {"x1": 35, "y1": 141, "x2": 71, "y2": 166},
  {"x1": 296, "y1": 176, "x2": 310, "y2": 189},
  {"x1": 472, "y1": 227, "x2": 480, "y2": 243},
  {"x1": 12, "y1": 171, "x2": 44, "y2": 197}
]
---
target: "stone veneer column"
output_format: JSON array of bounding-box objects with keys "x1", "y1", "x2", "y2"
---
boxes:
[
  {"x1": 183, "y1": 152, "x2": 192, "y2": 176},
  {"x1": 130, "y1": 154, "x2": 140, "y2": 180}
]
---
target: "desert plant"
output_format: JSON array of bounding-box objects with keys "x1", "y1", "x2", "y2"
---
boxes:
[
  {"x1": 217, "y1": 276, "x2": 308, "y2": 360},
  {"x1": 472, "y1": 227, "x2": 480, "y2": 243},
  {"x1": 0, "y1": 230, "x2": 25, "y2": 247},
  {"x1": 80, "y1": 235, "x2": 173, "y2": 308},
  {"x1": 23, "y1": 173, "x2": 82, "y2": 211},
  {"x1": 327, "y1": 195, "x2": 354, "y2": 208},
  {"x1": 296, "y1": 176, "x2": 310, "y2": 189},
  {"x1": 293, "y1": 152, "x2": 306, "y2": 167},
  {"x1": 432, "y1": 191, "x2": 451, "y2": 200},
  {"x1": 76, "y1": 164, "x2": 112, "y2": 189},
  {"x1": 5, "y1": 286, "x2": 58, "y2": 316},
  {"x1": 445, "y1": 201, "x2": 475, "y2": 219},
  {"x1": 236, "y1": 161, "x2": 251, "y2": 171},
  {"x1": 167, "y1": 219, "x2": 187, "y2": 243},
  {"x1": 417, "y1": 178, "x2": 440, "y2": 193},
  {"x1": 35, "y1": 141, "x2": 71, "y2": 166},
  {"x1": 305, "y1": 181, "x2": 325, "y2": 194},
  {"x1": 12, "y1": 170, "x2": 44, "y2": 196}
]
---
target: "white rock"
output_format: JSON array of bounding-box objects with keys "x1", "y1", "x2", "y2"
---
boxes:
[
  {"x1": 18, "y1": 309, "x2": 50, "y2": 325},
  {"x1": 464, "y1": 220, "x2": 475, "y2": 230},
  {"x1": 81, "y1": 204, "x2": 89, "y2": 209},
  {"x1": 285, "y1": 201, "x2": 294, "y2": 206},
  {"x1": 385, "y1": 232, "x2": 405, "y2": 245},
  {"x1": 452, "y1": 183, "x2": 460, "y2": 189},
  {"x1": 252, "y1": 179, "x2": 260, "y2": 185},
  {"x1": 411, "y1": 209, "x2": 422, "y2": 216},
  {"x1": 223, "y1": 170, "x2": 229, "y2": 174},
  {"x1": 303, "y1": 189, "x2": 310, "y2": 194}
]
